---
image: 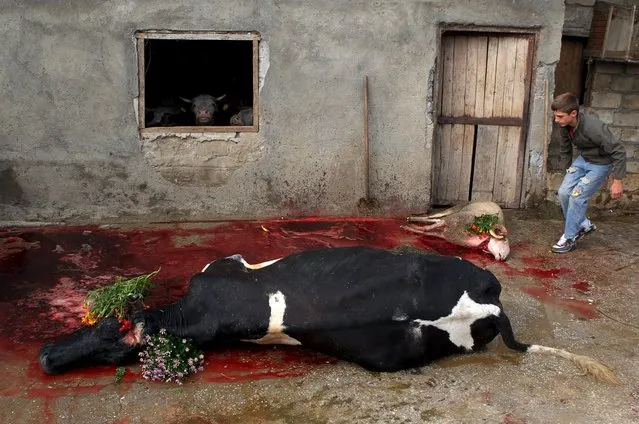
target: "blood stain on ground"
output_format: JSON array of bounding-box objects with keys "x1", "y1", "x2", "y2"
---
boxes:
[{"x1": 0, "y1": 218, "x2": 597, "y2": 397}]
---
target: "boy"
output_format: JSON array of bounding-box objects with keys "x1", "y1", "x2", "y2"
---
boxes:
[{"x1": 551, "y1": 92, "x2": 626, "y2": 253}]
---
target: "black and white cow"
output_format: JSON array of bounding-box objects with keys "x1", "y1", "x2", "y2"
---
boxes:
[{"x1": 38, "y1": 247, "x2": 619, "y2": 383}]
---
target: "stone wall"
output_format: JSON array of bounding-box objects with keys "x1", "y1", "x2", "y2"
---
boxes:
[{"x1": 585, "y1": 61, "x2": 639, "y2": 175}]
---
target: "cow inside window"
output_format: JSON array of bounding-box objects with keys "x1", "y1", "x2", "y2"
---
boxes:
[{"x1": 136, "y1": 31, "x2": 259, "y2": 133}]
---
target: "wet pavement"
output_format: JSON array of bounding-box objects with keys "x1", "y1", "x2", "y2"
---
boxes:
[{"x1": 1, "y1": 210, "x2": 638, "y2": 423}]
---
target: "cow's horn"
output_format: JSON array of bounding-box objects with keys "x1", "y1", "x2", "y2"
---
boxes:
[{"x1": 489, "y1": 228, "x2": 504, "y2": 239}]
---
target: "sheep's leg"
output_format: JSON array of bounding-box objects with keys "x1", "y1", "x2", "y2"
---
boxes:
[{"x1": 400, "y1": 221, "x2": 447, "y2": 236}]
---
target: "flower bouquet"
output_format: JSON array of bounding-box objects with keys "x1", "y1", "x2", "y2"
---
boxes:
[{"x1": 139, "y1": 329, "x2": 204, "y2": 385}]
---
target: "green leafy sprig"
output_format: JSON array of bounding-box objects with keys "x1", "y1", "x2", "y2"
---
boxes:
[
  {"x1": 115, "y1": 367, "x2": 126, "y2": 383},
  {"x1": 83, "y1": 269, "x2": 160, "y2": 321},
  {"x1": 466, "y1": 214, "x2": 500, "y2": 235}
]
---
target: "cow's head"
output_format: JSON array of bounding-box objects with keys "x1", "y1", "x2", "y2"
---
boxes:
[
  {"x1": 39, "y1": 317, "x2": 145, "y2": 374},
  {"x1": 485, "y1": 224, "x2": 510, "y2": 261},
  {"x1": 181, "y1": 94, "x2": 226, "y2": 125}
]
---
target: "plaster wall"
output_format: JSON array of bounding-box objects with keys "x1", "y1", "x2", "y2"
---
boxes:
[
  {"x1": 0, "y1": 0, "x2": 564, "y2": 224},
  {"x1": 564, "y1": 0, "x2": 595, "y2": 37}
]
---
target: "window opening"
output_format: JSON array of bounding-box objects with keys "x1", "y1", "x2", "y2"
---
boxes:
[{"x1": 136, "y1": 31, "x2": 260, "y2": 133}]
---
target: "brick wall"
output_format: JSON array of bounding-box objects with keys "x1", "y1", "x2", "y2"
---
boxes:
[{"x1": 585, "y1": 61, "x2": 639, "y2": 174}]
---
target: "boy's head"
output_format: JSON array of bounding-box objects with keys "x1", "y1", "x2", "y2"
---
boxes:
[{"x1": 551, "y1": 92, "x2": 579, "y2": 127}]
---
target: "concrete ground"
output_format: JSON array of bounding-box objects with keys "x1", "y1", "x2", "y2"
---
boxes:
[{"x1": 1, "y1": 208, "x2": 638, "y2": 424}]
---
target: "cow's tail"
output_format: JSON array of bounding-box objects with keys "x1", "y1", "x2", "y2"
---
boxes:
[{"x1": 497, "y1": 312, "x2": 621, "y2": 384}]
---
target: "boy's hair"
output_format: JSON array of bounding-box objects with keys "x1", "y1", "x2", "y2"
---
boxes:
[{"x1": 551, "y1": 92, "x2": 579, "y2": 113}]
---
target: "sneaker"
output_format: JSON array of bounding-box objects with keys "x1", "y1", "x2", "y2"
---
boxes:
[
  {"x1": 551, "y1": 236, "x2": 576, "y2": 253},
  {"x1": 575, "y1": 223, "x2": 596, "y2": 241}
]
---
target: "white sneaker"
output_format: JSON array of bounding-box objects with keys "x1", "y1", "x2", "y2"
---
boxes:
[
  {"x1": 576, "y1": 221, "x2": 597, "y2": 240},
  {"x1": 552, "y1": 235, "x2": 576, "y2": 253}
]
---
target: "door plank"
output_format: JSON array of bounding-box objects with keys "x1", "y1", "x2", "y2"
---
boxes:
[
  {"x1": 492, "y1": 125, "x2": 522, "y2": 206},
  {"x1": 511, "y1": 37, "x2": 529, "y2": 117},
  {"x1": 484, "y1": 36, "x2": 499, "y2": 118},
  {"x1": 465, "y1": 37, "x2": 478, "y2": 117},
  {"x1": 493, "y1": 37, "x2": 515, "y2": 117},
  {"x1": 501, "y1": 38, "x2": 518, "y2": 117},
  {"x1": 474, "y1": 36, "x2": 488, "y2": 118},
  {"x1": 452, "y1": 36, "x2": 468, "y2": 116},
  {"x1": 458, "y1": 124, "x2": 475, "y2": 200},
  {"x1": 436, "y1": 124, "x2": 452, "y2": 202},
  {"x1": 441, "y1": 36, "x2": 455, "y2": 116},
  {"x1": 446, "y1": 124, "x2": 465, "y2": 200},
  {"x1": 471, "y1": 125, "x2": 499, "y2": 201},
  {"x1": 432, "y1": 125, "x2": 442, "y2": 202}
]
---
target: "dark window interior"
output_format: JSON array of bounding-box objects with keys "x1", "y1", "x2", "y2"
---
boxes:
[{"x1": 143, "y1": 39, "x2": 253, "y2": 127}]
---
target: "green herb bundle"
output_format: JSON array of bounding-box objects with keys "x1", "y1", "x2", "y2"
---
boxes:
[
  {"x1": 466, "y1": 214, "x2": 500, "y2": 235},
  {"x1": 83, "y1": 269, "x2": 159, "y2": 320}
]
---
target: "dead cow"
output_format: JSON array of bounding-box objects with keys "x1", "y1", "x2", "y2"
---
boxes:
[
  {"x1": 402, "y1": 201, "x2": 510, "y2": 261},
  {"x1": 180, "y1": 94, "x2": 226, "y2": 125},
  {"x1": 38, "y1": 246, "x2": 619, "y2": 384},
  {"x1": 230, "y1": 108, "x2": 253, "y2": 126}
]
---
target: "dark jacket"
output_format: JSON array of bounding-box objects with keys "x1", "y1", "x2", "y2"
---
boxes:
[{"x1": 559, "y1": 112, "x2": 627, "y2": 179}]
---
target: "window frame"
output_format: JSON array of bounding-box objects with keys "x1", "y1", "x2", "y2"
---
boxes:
[{"x1": 135, "y1": 30, "x2": 260, "y2": 134}]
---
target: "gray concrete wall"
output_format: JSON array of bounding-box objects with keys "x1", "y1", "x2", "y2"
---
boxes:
[
  {"x1": 564, "y1": 0, "x2": 595, "y2": 37},
  {"x1": 0, "y1": 0, "x2": 565, "y2": 224}
]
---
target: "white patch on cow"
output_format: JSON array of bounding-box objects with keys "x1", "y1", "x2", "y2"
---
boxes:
[
  {"x1": 266, "y1": 291, "x2": 286, "y2": 333},
  {"x1": 226, "y1": 254, "x2": 282, "y2": 270},
  {"x1": 241, "y1": 290, "x2": 301, "y2": 346},
  {"x1": 393, "y1": 308, "x2": 408, "y2": 321},
  {"x1": 238, "y1": 257, "x2": 282, "y2": 270},
  {"x1": 413, "y1": 291, "x2": 501, "y2": 350},
  {"x1": 201, "y1": 255, "x2": 282, "y2": 273}
]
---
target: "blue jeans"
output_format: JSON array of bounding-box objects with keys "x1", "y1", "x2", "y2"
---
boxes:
[{"x1": 558, "y1": 155, "x2": 612, "y2": 240}]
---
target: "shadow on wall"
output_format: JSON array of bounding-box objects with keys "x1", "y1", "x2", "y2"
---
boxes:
[{"x1": 0, "y1": 167, "x2": 28, "y2": 206}]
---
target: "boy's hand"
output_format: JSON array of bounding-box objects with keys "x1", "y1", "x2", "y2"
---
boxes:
[{"x1": 610, "y1": 179, "x2": 623, "y2": 200}]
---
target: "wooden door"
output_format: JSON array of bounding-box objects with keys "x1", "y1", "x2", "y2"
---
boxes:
[
  {"x1": 433, "y1": 33, "x2": 534, "y2": 208},
  {"x1": 548, "y1": 37, "x2": 586, "y2": 171},
  {"x1": 554, "y1": 38, "x2": 585, "y2": 98}
]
